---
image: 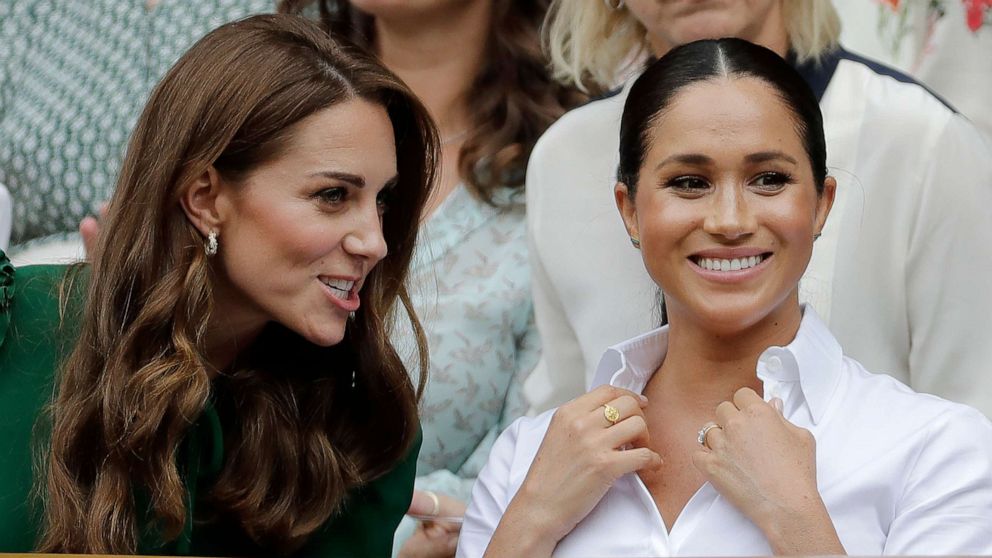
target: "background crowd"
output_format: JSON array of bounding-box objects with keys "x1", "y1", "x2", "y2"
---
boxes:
[{"x1": 0, "y1": 1, "x2": 990, "y2": 557}]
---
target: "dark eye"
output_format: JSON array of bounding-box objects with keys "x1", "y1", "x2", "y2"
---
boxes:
[
  {"x1": 666, "y1": 176, "x2": 709, "y2": 193},
  {"x1": 376, "y1": 188, "x2": 392, "y2": 216},
  {"x1": 315, "y1": 187, "x2": 347, "y2": 205},
  {"x1": 752, "y1": 172, "x2": 793, "y2": 192}
]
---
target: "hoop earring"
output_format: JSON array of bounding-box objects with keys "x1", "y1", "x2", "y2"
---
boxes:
[
  {"x1": 604, "y1": 0, "x2": 624, "y2": 9},
  {"x1": 205, "y1": 230, "x2": 218, "y2": 256}
]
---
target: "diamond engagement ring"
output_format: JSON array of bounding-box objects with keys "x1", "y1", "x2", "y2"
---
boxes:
[
  {"x1": 697, "y1": 421, "x2": 721, "y2": 448},
  {"x1": 603, "y1": 404, "x2": 621, "y2": 425}
]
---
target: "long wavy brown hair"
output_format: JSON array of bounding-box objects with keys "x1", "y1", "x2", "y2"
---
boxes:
[
  {"x1": 37, "y1": 14, "x2": 438, "y2": 555},
  {"x1": 279, "y1": 0, "x2": 585, "y2": 204}
]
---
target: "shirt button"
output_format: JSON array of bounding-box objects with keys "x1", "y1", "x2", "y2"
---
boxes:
[{"x1": 766, "y1": 355, "x2": 783, "y2": 374}]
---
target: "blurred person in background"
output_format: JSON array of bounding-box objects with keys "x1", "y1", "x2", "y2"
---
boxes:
[
  {"x1": 523, "y1": 0, "x2": 992, "y2": 419},
  {"x1": 279, "y1": 1, "x2": 583, "y2": 556},
  {"x1": 0, "y1": 0, "x2": 274, "y2": 264}
]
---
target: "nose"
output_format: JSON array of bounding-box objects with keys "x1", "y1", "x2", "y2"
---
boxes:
[
  {"x1": 343, "y1": 207, "x2": 389, "y2": 263},
  {"x1": 702, "y1": 184, "x2": 756, "y2": 240}
]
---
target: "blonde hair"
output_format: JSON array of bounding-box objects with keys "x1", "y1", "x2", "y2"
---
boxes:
[{"x1": 545, "y1": 0, "x2": 841, "y2": 92}]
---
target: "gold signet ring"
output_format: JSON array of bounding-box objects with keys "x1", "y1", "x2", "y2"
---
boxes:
[{"x1": 603, "y1": 404, "x2": 621, "y2": 425}]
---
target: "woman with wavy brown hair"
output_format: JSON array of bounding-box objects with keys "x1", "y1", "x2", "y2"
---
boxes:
[
  {"x1": 0, "y1": 13, "x2": 437, "y2": 556},
  {"x1": 277, "y1": 2, "x2": 584, "y2": 557}
]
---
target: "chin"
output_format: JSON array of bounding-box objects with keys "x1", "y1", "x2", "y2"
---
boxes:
[
  {"x1": 296, "y1": 318, "x2": 348, "y2": 348},
  {"x1": 308, "y1": 329, "x2": 346, "y2": 348},
  {"x1": 678, "y1": 294, "x2": 779, "y2": 336}
]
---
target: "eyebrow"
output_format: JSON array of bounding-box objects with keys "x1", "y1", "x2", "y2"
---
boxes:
[
  {"x1": 744, "y1": 151, "x2": 798, "y2": 165},
  {"x1": 655, "y1": 153, "x2": 713, "y2": 171},
  {"x1": 654, "y1": 150, "x2": 799, "y2": 170},
  {"x1": 309, "y1": 170, "x2": 366, "y2": 188}
]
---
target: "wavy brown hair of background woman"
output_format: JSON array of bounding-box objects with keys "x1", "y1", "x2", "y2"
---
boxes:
[
  {"x1": 36, "y1": 14, "x2": 437, "y2": 555},
  {"x1": 279, "y1": 0, "x2": 585, "y2": 205}
]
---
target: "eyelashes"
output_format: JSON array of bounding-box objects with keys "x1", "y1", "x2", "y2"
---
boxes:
[
  {"x1": 662, "y1": 171, "x2": 797, "y2": 194},
  {"x1": 315, "y1": 187, "x2": 347, "y2": 204},
  {"x1": 313, "y1": 186, "x2": 393, "y2": 215},
  {"x1": 751, "y1": 171, "x2": 796, "y2": 191}
]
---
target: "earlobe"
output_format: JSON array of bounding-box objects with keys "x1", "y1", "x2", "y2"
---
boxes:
[
  {"x1": 180, "y1": 165, "x2": 225, "y2": 238},
  {"x1": 614, "y1": 182, "x2": 639, "y2": 242},
  {"x1": 814, "y1": 176, "x2": 837, "y2": 234}
]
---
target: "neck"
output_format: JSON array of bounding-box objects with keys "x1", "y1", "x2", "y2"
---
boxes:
[
  {"x1": 372, "y1": 1, "x2": 491, "y2": 217},
  {"x1": 372, "y1": 1, "x2": 489, "y2": 136},
  {"x1": 203, "y1": 288, "x2": 266, "y2": 374},
  {"x1": 650, "y1": 297, "x2": 803, "y2": 406},
  {"x1": 647, "y1": 8, "x2": 791, "y2": 60}
]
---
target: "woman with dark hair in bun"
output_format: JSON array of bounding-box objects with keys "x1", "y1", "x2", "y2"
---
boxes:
[{"x1": 458, "y1": 39, "x2": 992, "y2": 557}]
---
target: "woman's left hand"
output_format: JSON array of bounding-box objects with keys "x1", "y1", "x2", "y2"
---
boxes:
[
  {"x1": 398, "y1": 490, "x2": 466, "y2": 558},
  {"x1": 691, "y1": 387, "x2": 845, "y2": 555}
]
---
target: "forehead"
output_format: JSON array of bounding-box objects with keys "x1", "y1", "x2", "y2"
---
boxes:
[
  {"x1": 256, "y1": 99, "x2": 396, "y2": 184},
  {"x1": 645, "y1": 77, "x2": 806, "y2": 166}
]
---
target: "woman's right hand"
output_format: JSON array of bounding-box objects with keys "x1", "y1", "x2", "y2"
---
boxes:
[{"x1": 485, "y1": 385, "x2": 662, "y2": 556}]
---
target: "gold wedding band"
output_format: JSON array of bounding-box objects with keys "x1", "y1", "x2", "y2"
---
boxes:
[
  {"x1": 697, "y1": 421, "x2": 721, "y2": 448},
  {"x1": 603, "y1": 404, "x2": 621, "y2": 425}
]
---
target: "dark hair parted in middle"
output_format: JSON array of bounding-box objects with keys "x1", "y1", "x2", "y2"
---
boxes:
[
  {"x1": 617, "y1": 38, "x2": 827, "y2": 196},
  {"x1": 279, "y1": 0, "x2": 586, "y2": 205}
]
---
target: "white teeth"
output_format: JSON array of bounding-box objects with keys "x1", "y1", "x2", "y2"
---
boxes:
[
  {"x1": 321, "y1": 278, "x2": 354, "y2": 299},
  {"x1": 696, "y1": 255, "x2": 765, "y2": 272}
]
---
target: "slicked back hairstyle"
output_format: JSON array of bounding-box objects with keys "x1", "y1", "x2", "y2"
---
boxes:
[
  {"x1": 617, "y1": 39, "x2": 827, "y2": 199},
  {"x1": 39, "y1": 14, "x2": 437, "y2": 555}
]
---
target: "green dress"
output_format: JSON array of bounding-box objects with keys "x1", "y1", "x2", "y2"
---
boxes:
[{"x1": 0, "y1": 251, "x2": 419, "y2": 556}]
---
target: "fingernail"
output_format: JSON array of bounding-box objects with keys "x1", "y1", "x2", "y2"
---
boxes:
[
  {"x1": 638, "y1": 394, "x2": 649, "y2": 404},
  {"x1": 771, "y1": 397, "x2": 784, "y2": 412}
]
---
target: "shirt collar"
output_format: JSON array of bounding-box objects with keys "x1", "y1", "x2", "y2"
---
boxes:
[{"x1": 590, "y1": 306, "x2": 843, "y2": 424}]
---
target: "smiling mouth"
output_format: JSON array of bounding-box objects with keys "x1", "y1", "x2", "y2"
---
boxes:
[
  {"x1": 320, "y1": 277, "x2": 356, "y2": 300},
  {"x1": 690, "y1": 253, "x2": 771, "y2": 272}
]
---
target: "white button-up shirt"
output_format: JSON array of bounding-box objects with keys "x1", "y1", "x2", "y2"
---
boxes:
[{"x1": 458, "y1": 309, "x2": 992, "y2": 556}]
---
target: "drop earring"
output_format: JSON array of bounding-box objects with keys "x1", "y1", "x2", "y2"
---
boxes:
[{"x1": 205, "y1": 230, "x2": 218, "y2": 256}]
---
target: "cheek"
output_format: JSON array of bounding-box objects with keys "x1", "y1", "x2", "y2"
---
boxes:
[
  {"x1": 636, "y1": 194, "x2": 699, "y2": 245},
  {"x1": 635, "y1": 197, "x2": 699, "y2": 282}
]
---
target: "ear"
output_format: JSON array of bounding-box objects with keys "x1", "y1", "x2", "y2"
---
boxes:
[
  {"x1": 814, "y1": 176, "x2": 836, "y2": 236},
  {"x1": 615, "y1": 182, "x2": 639, "y2": 241},
  {"x1": 179, "y1": 165, "x2": 226, "y2": 238}
]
